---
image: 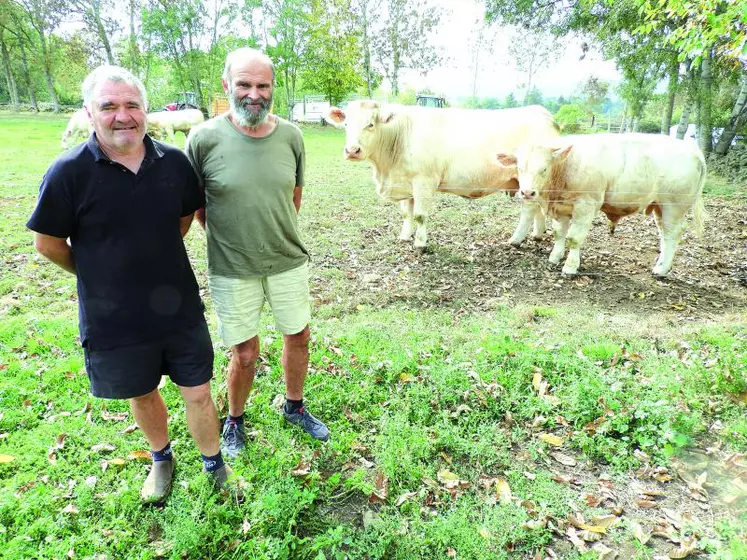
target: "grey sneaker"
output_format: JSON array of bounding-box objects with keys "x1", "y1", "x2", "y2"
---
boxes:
[
  {"x1": 284, "y1": 406, "x2": 330, "y2": 441},
  {"x1": 206, "y1": 464, "x2": 244, "y2": 502},
  {"x1": 221, "y1": 420, "x2": 246, "y2": 459},
  {"x1": 141, "y1": 459, "x2": 174, "y2": 504}
]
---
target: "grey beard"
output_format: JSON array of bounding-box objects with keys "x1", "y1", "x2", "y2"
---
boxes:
[{"x1": 230, "y1": 95, "x2": 271, "y2": 129}]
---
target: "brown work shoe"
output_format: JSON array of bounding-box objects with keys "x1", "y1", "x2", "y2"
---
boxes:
[{"x1": 141, "y1": 460, "x2": 174, "y2": 504}]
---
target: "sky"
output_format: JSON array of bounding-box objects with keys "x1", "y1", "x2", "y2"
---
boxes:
[{"x1": 397, "y1": 0, "x2": 622, "y2": 101}]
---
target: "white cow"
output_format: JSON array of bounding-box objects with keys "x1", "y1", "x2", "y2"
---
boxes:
[
  {"x1": 325, "y1": 100, "x2": 560, "y2": 249},
  {"x1": 147, "y1": 109, "x2": 205, "y2": 143},
  {"x1": 61, "y1": 108, "x2": 93, "y2": 149},
  {"x1": 496, "y1": 133, "x2": 706, "y2": 276}
]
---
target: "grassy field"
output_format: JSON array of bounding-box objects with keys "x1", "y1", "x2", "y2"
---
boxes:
[{"x1": 0, "y1": 113, "x2": 745, "y2": 560}]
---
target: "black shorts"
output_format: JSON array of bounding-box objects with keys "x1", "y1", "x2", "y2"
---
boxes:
[{"x1": 83, "y1": 321, "x2": 214, "y2": 399}]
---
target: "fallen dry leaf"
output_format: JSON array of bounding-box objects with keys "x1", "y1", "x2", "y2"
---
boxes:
[
  {"x1": 636, "y1": 498, "x2": 659, "y2": 509},
  {"x1": 591, "y1": 514, "x2": 620, "y2": 529},
  {"x1": 495, "y1": 477, "x2": 512, "y2": 504},
  {"x1": 584, "y1": 493, "x2": 603, "y2": 507},
  {"x1": 290, "y1": 459, "x2": 311, "y2": 478},
  {"x1": 565, "y1": 527, "x2": 588, "y2": 553},
  {"x1": 593, "y1": 542, "x2": 618, "y2": 559},
  {"x1": 539, "y1": 433, "x2": 564, "y2": 447},
  {"x1": 630, "y1": 521, "x2": 651, "y2": 545},
  {"x1": 668, "y1": 536, "x2": 698, "y2": 558},
  {"x1": 121, "y1": 424, "x2": 139, "y2": 434},
  {"x1": 578, "y1": 529, "x2": 603, "y2": 542},
  {"x1": 62, "y1": 503, "x2": 79, "y2": 515},
  {"x1": 550, "y1": 452, "x2": 577, "y2": 467},
  {"x1": 128, "y1": 450, "x2": 152, "y2": 461},
  {"x1": 91, "y1": 443, "x2": 116, "y2": 453},
  {"x1": 101, "y1": 409, "x2": 128, "y2": 422},
  {"x1": 241, "y1": 518, "x2": 251, "y2": 535},
  {"x1": 0, "y1": 454, "x2": 15, "y2": 464},
  {"x1": 395, "y1": 491, "x2": 418, "y2": 507},
  {"x1": 107, "y1": 458, "x2": 125, "y2": 468},
  {"x1": 369, "y1": 471, "x2": 389, "y2": 504}
]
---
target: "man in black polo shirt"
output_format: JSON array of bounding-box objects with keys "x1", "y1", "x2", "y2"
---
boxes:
[{"x1": 26, "y1": 65, "x2": 234, "y2": 504}]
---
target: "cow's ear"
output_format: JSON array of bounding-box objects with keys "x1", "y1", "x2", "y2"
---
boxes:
[
  {"x1": 553, "y1": 145, "x2": 572, "y2": 159},
  {"x1": 496, "y1": 153, "x2": 517, "y2": 167},
  {"x1": 325, "y1": 107, "x2": 346, "y2": 127},
  {"x1": 378, "y1": 109, "x2": 396, "y2": 124}
]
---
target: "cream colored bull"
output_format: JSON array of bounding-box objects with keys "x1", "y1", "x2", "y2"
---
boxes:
[
  {"x1": 496, "y1": 133, "x2": 706, "y2": 276},
  {"x1": 147, "y1": 109, "x2": 205, "y2": 143},
  {"x1": 325, "y1": 101, "x2": 560, "y2": 249}
]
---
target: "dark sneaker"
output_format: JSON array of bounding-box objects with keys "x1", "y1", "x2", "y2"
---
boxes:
[
  {"x1": 221, "y1": 420, "x2": 246, "y2": 459},
  {"x1": 141, "y1": 460, "x2": 174, "y2": 504},
  {"x1": 284, "y1": 406, "x2": 330, "y2": 441},
  {"x1": 206, "y1": 464, "x2": 244, "y2": 502}
]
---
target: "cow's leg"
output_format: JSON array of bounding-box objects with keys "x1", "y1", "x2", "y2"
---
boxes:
[
  {"x1": 562, "y1": 202, "x2": 597, "y2": 275},
  {"x1": 398, "y1": 199, "x2": 416, "y2": 241},
  {"x1": 549, "y1": 216, "x2": 570, "y2": 264},
  {"x1": 652, "y1": 205, "x2": 687, "y2": 276},
  {"x1": 509, "y1": 202, "x2": 537, "y2": 246},
  {"x1": 412, "y1": 179, "x2": 434, "y2": 249},
  {"x1": 531, "y1": 206, "x2": 547, "y2": 239}
]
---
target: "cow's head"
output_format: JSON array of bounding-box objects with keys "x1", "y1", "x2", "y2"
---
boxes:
[
  {"x1": 496, "y1": 144, "x2": 572, "y2": 201},
  {"x1": 325, "y1": 100, "x2": 396, "y2": 161}
]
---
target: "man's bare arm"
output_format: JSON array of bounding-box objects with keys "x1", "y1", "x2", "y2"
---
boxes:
[
  {"x1": 293, "y1": 186, "x2": 302, "y2": 213},
  {"x1": 195, "y1": 207, "x2": 206, "y2": 230},
  {"x1": 33, "y1": 233, "x2": 75, "y2": 274},
  {"x1": 180, "y1": 213, "x2": 194, "y2": 238}
]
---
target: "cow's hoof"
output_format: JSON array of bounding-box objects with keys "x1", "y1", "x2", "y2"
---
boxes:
[
  {"x1": 561, "y1": 266, "x2": 578, "y2": 275},
  {"x1": 508, "y1": 237, "x2": 524, "y2": 247},
  {"x1": 652, "y1": 267, "x2": 670, "y2": 277},
  {"x1": 414, "y1": 245, "x2": 429, "y2": 254}
]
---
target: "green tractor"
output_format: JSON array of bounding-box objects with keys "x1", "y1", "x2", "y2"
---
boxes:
[{"x1": 416, "y1": 94, "x2": 446, "y2": 108}]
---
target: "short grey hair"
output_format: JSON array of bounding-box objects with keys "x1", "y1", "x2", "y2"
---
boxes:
[
  {"x1": 223, "y1": 47, "x2": 275, "y2": 84},
  {"x1": 82, "y1": 65, "x2": 148, "y2": 110}
]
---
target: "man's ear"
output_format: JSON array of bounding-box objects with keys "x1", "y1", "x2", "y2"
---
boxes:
[{"x1": 325, "y1": 107, "x2": 346, "y2": 127}]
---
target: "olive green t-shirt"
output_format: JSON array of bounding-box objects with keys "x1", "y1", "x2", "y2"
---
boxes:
[{"x1": 186, "y1": 115, "x2": 308, "y2": 278}]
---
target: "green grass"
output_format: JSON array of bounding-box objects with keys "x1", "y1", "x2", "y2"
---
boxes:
[{"x1": 0, "y1": 115, "x2": 745, "y2": 559}]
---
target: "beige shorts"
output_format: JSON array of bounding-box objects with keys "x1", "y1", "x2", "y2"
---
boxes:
[{"x1": 208, "y1": 262, "x2": 311, "y2": 347}]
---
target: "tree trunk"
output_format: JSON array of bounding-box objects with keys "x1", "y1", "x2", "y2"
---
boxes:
[
  {"x1": 38, "y1": 33, "x2": 60, "y2": 112},
  {"x1": 661, "y1": 53, "x2": 678, "y2": 134},
  {"x1": 714, "y1": 69, "x2": 747, "y2": 155},
  {"x1": 93, "y1": 1, "x2": 115, "y2": 65},
  {"x1": 129, "y1": 0, "x2": 138, "y2": 72},
  {"x1": 360, "y1": 1, "x2": 373, "y2": 97},
  {"x1": 676, "y1": 100, "x2": 693, "y2": 139},
  {"x1": 697, "y1": 51, "x2": 713, "y2": 153},
  {"x1": 0, "y1": 33, "x2": 20, "y2": 110},
  {"x1": 17, "y1": 36, "x2": 38, "y2": 111}
]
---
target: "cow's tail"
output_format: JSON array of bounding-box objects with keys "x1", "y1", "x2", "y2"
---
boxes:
[{"x1": 692, "y1": 158, "x2": 707, "y2": 238}]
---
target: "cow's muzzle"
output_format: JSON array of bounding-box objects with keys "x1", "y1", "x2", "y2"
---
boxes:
[{"x1": 344, "y1": 145, "x2": 362, "y2": 159}]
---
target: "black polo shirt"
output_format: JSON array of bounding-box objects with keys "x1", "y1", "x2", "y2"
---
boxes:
[{"x1": 27, "y1": 134, "x2": 206, "y2": 350}]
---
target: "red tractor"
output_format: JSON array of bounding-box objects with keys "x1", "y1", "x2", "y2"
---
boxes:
[{"x1": 164, "y1": 91, "x2": 199, "y2": 111}]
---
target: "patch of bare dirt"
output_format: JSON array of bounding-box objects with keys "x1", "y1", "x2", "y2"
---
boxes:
[{"x1": 312, "y1": 197, "x2": 746, "y2": 320}]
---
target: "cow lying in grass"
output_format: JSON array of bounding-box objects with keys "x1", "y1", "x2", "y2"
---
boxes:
[
  {"x1": 496, "y1": 133, "x2": 706, "y2": 276},
  {"x1": 325, "y1": 100, "x2": 560, "y2": 249}
]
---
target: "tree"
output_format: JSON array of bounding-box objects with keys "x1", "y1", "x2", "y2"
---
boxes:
[
  {"x1": 372, "y1": 0, "x2": 443, "y2": 97},
  {"x1": 503, "y1": 92, "x2": 517, "y2": 108},
  {"x1": 350, "y1": 0, "x2": 381, "y2": 97},
  {"x1": 507, "y1": 28, "x2": 560, "y2": 105},
  {"x1": 302, "y1": 0, "x2": 362, "y2": 105},
  {"x1": 15, "y1": 0, "x2": 64, "y2": 112},
  {"x1": 260, "y1": 0, "x2": 312, "y2": 119},
  {"x1": 70, "y1": 0, "x2": 119, "y2": 65}
]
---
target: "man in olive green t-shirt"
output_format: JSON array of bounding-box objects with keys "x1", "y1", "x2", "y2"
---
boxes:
[{"x1": 186, "y1": 48, "x2": 330, "y2": 457}]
